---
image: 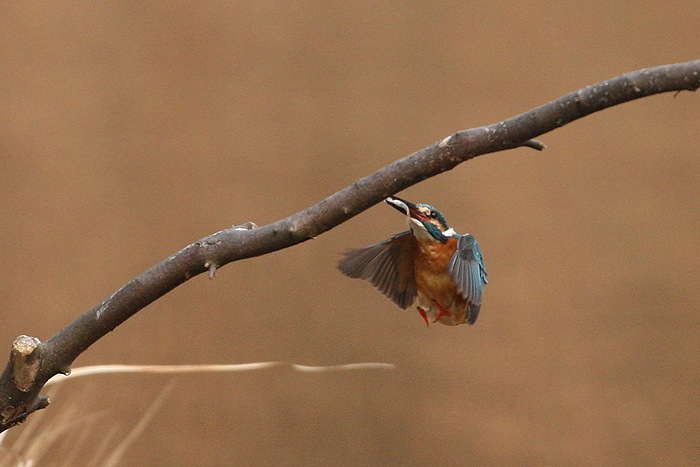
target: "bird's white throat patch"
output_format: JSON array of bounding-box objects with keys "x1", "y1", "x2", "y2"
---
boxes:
[
  {"x1": 409, "y1": 220, "x2": 455, "y2": 240},
  {"x1": 408, "y1": 218, "x2": 430, "y2": 240}
]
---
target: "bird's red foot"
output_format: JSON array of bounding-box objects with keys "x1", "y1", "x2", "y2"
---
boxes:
[
  {"x1": 417, "y1": 307, "x2": 430, "y2": 326},
  {"x1": 435, "y1": 302, "x2": 452, "y2": 322}
]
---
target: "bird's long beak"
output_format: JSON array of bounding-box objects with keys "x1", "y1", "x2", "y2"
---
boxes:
[{"x1": 386, "y1": 196, "x2": 421, "y2": 219}]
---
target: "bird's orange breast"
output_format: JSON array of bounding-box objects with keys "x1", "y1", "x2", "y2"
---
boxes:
[{"x1": 413, "y1": 237, "x2": 459, "y2": 304}]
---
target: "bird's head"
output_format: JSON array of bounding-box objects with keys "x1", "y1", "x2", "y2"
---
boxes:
[{"x1": 386, "y1": 196, "x2": 455, "y2": 243}]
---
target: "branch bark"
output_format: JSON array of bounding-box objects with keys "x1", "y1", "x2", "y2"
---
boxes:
[{"x1": 1, "y1": 59, "x2": 698, "y2": 432}]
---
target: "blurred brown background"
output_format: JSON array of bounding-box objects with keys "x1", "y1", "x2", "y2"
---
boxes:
[{"x1": 1, "y1": 2, "x2": 698, "y2": 465}]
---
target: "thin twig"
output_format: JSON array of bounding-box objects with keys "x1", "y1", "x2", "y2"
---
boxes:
[{"x1": 43, "y1": 362, "x2": 396, "y2": 387}]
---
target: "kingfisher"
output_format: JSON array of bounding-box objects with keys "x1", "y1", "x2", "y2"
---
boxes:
[{"x1": 338, "y1": 196, "x2": 488, "y2": 326}]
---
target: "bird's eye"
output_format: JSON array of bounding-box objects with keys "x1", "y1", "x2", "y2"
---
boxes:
[{"x1": 429, "y1": 210, "x2": 437, "y2": 218}]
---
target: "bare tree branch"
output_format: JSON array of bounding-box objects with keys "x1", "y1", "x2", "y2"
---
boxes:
[{"x1": 1, "y1": 59, "x2": 698, "y2": 432}]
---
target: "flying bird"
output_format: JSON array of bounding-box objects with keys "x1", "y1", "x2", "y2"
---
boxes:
[{"x1": 338, "y1": 196, "x2": 488, "y2": 326}]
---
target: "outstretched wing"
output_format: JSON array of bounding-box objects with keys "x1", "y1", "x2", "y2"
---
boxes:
[
  {"x1": 447, "y1": 234, "x2": 488, "y2": 324},
  {"x1": 337, "y1": 231, "x2": 417, "y2": 309}
]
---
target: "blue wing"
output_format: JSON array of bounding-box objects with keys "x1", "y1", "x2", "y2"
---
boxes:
[
  {"x1": 337, "y1": 231, "x2": 417, "y2": 309},
  {"x1": 447, "y1": 234, "x2": 488, "y2": 324}
]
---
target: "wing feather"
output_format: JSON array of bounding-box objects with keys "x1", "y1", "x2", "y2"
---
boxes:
[
  {"x1": 447, "y1": 234, "x2": 488, "y2": 324},
  {"x1": 337, "y1": 231, "x2": 417, "y2": 309}
]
